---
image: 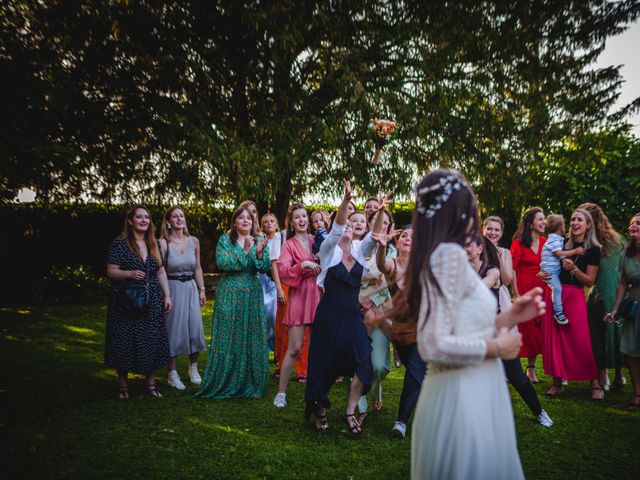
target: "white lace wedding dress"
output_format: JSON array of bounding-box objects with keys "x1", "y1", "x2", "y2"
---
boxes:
[{"x1": 411, "y1": 243, "x2": 524, "y2": 480}]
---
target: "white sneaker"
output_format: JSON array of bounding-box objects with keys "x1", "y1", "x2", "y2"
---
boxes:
[
  {"x1": 537, "y1": 409, "x2": 553, "y2": 427},
  {"x1": 168, "y1": 370, "x2": 186, "y2": 390},
  {"x1": 273, "y1": 392, "x2": 287, "y2": 408},
  {"x1": 189, "y1": 363, "x2": 202, "y2": 385},
  {"x1": 391, "y1": 421, "x2": 407, "y2": 438}
]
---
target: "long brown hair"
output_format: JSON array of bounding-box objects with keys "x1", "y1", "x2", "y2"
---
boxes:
[
  {"x1": 513, "y1": 207, "x2": 543, "y2": 248},
  {"x1": 285, "y1": 202, "x2": 308, "y2": 240},
  {"x1": 160, "y1": 206, "x2": 190, "y2": 241},
  {"x1": 121, "y1": 205, "x2": 161, "y2": 264},
  {"x1": 229, "y1": 206, "x2": 257, "y2": 242},
  {"x1": 578, "y1": 203, "x2": 623, "y2": 257},
  {"x1": 239, "y1": 200, "x2": 261, "y2": 234},
  {"x1": 367, "y1": 209, "x2": 395, "y2": 235},
  {"x1": 395, "y1": 169, "x2": 480, "y2": 326}
]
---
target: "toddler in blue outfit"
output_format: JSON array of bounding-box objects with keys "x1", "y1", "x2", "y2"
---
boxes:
[
  {"x1": 310, "y1": 209, "x2": 331, "y2": 259},
  {"x1": 541, "y1": 214, "x2": 584, "y2": 325}
]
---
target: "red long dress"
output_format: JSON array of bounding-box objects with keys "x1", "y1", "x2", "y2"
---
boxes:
[{"x1": 510, "y1": 237, "x2": 548, "y2": 358}]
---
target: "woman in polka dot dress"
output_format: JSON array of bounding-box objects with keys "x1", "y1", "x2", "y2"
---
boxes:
[{"x1": 106, "y1": 206, "x2": 173, "y2": 399}]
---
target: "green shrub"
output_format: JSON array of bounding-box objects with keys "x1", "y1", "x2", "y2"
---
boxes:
[{"x1": 30, "y1": 265, "x2": 109, "y2": 305}]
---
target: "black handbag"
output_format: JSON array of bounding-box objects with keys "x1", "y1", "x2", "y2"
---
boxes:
[{"x1": 118, "y1": 256, "x2": 151, "y2": 317}]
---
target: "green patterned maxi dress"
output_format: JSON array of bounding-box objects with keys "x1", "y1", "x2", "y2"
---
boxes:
[
  {"x1": 586, "y1": 243, "x2": 625, "y2": 370},
  {"x1": 195, "y1": 234, "x2": 270, "y2": 399}
]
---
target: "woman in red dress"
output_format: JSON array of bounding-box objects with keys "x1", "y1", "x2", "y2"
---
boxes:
[{"x1": 510, "y1": 207, "x2": 548, "y2": 383}]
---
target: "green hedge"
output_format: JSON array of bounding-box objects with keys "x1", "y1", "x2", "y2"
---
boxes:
[
  {"x1": 2, "y1": 202, "x2": 415, "y2": 305},
  {"x1": 2, "y1": 203, "x2": 228, "y2": 305}
]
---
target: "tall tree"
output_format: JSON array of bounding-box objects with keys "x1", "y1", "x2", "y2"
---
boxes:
[{"x1": 1, "y1": 1, "x2": 639, "y2": 220}]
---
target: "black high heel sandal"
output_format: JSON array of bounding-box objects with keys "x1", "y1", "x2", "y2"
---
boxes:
[
  {"x1": 305, "y1": 402, "x2": 329, "y2": 432},
  {"x1": 316, "y1": 413, "x2": 329, "y2": 432},
  {"x1": 343, "y1": 413, "x2": 362, "y2": 436},
  {"x1": 118, "y1": 386, "x2": 130, "y2": 400},
  {"x1": 147, "y1": 384, "x2": 162, "y2": 398}
]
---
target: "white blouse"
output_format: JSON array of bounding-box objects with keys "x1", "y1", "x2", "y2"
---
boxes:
[
  {"x1": 268, "y1": 230, "x2": 286, "y2": 261},
  {"x1": 316, "y1": 221, "x2": 376, "y2": 288},
  {"x1": 417, "y1": 242, "x2": 497, "y2": 366}
]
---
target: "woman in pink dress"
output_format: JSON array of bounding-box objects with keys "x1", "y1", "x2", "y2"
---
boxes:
[
  {"x1": 510, "y1": 207, "x2": 547, "y2": 383},
  {"x1": 273, "y1": 202, "x2": 321, "y2": 408},
  {"x1": 543, "y1": 209, "x2": 601, "y2": 399}
]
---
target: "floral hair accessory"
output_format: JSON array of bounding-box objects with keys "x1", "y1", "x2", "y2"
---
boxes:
[{"x1": 416, "y1": 173, "x2": 468, "y2": 219}]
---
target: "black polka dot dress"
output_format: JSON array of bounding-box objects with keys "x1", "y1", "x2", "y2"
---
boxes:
[{"x1": 105, "y1": 236, "x2": 171, "y2": 375}]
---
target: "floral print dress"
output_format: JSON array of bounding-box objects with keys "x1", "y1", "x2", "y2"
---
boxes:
[{"x1": 195, "y1": 234, "x2": 271, "y2": 399}]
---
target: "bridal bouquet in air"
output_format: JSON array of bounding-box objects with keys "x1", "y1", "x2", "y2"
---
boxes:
[{"x1": 369, "y1": 118, "x2": 398, "y2": 164}]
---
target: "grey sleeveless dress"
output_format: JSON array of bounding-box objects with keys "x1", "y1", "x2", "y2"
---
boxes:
[{"x1": 165, "y1": 237, "x2": 206, "y2": 356}]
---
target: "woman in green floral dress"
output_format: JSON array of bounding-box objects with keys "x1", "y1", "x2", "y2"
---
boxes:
[
  {"x1": 581, "y1": 203, "x2": 626, "y2": 391},
  {"x1": 195, "y1": 206, "x2": 271, "y2": 399}
]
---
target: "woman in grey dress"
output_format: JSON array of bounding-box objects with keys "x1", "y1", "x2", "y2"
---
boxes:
[{"x1": 160, "y1": 206, "x2": 207, "y2": 390}]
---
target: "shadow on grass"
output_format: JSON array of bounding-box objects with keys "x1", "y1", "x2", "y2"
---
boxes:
[{"x1": 1, "y1": 304, "x2": 640, "y2": 479}]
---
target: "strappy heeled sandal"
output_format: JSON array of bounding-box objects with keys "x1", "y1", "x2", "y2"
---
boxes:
[
  {"x1": 304, "y1": 402, "x2": 329, "y2": 432},
  {"x1": 118, "y1": 386, "x2": 130, "y2": 400},
  {"x1": 316, "y1": 413, "x2": 329, "y2": 432},
  {"x1": 344, "y1": 413, "x2": 362, "y2": 436},
  {"x1": 545, "y1": 381, "x2": 564, "y2": 397},
  {"x1": 147, "y1": 384, "x2": 162, "y2": 398},
  {"x1": 526, "y1": 365, "x2": 539, "y2": 384}
]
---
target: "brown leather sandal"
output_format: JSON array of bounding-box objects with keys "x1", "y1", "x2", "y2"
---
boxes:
[{"x1": 545, "y1": 381, "x2": 564, "y2": 397}]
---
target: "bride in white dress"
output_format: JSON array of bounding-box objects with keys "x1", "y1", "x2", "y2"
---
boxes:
[{"x1": 395, "y1": 170, "x2": 545, "y2": 480}]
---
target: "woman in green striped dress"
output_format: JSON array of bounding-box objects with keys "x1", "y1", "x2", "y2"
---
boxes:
[{"x1": 581, "y1": 203, "x2": 626, "y2": 392}]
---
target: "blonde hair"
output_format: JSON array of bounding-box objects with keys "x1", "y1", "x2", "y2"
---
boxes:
[
  {"x1": 161, "y1": 206, "x2": 190, "y2": 241},
  {"x1": 260, "y1": 212, "x2": 280, "y2": 237},
  {"x1": 483, "y1": 215, "x2": 504, "y2": 231},
  {"x1": 578, "y1": 202, "x2": 623, "y2": 257},
  {"x1": 565, "y1": 209, "x2": 601, "y2": 251}
]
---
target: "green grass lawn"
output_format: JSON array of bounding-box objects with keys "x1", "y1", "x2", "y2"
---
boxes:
[{"x1": 1, "y1": 303, "x2": 639, "y2": 479}]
